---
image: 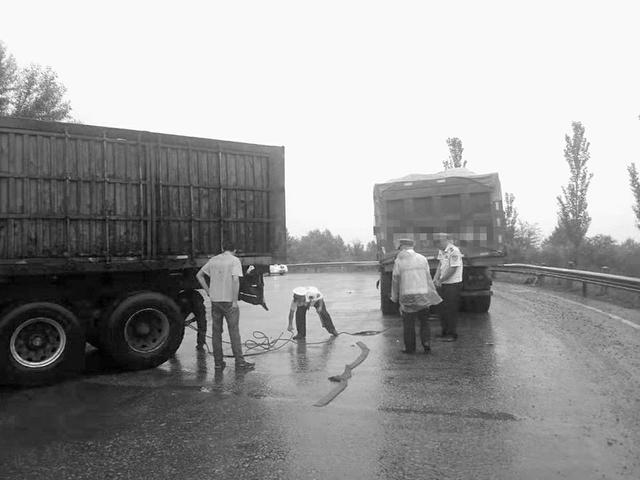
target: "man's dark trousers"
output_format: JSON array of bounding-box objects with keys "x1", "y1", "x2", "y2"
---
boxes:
[
  {"x1": 295, "y1": 299, "x2": 336, "y2": 337},
  {"x1": 440, "y1": 282, "x2": 462, "y2": 336},
  {"x1": 402, "y1": 307, "x2": 430, "y2": 352}
]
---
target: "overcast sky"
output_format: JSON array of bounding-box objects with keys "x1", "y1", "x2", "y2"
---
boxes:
[{"x1": 3, "y1": 0, "x2": 639, "y2": 244}]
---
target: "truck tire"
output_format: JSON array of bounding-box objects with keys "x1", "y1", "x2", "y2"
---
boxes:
[
  {"x1": 468, "y1": 296, "x2": 491, "y2": 313},
  {"x1": 0, "y1": 302, "x2": 85, "y2": 386},
  {"x1": 380, "y1": 272, "x2": 398, "y2": 315},
  {"x1": 100, "y1": 292, "x2": 184, "y2": 370}
]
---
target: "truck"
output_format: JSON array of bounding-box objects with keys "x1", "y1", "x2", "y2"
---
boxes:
[
  {"x1": 0, "y1": 117, "x2": 286, "y2": 385},
  {"x1": 373, "y1": 168, "x2": 506, "y2": 314}
]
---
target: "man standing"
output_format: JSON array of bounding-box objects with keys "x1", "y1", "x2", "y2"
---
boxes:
[
  {"x1": 433, "y1": 234, "x2": 464, "y2": 342},
  {"x1": 287, "y1": 286, "x2": 339, "y2": 340},
  {"x1": 391, "y1": 239, "x2": 442, "y2": 354},
  {"x1": 196, "y1": 242, "x2": 254, "y2": 371}
]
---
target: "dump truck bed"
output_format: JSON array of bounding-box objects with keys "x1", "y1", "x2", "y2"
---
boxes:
[{"x1": 373, "y1": 168, "x2": 505, "y2": 260}]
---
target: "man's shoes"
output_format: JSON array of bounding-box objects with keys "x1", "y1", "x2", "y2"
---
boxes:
[
  {"x1": 214, "y1": 361, "x2": 226, "y2": 371},
  {"x1": 330, "y1": 329, "x2": 339, "y2": 337},
  {"x1": 292, "y1": 334, "x2": 305, "y2": 340},
  {"x1": 196, "y1": 344, "x2": 206, "y2": 351},
  {"x1": 439, "y1": 335, "x2": 457, "y2": 342},
  {"x1": 401, "y1": 349, "x2": 415, "y2": 354},
  {"x1": 235, "y1": 360, "x2": 255, "y2": 370}
]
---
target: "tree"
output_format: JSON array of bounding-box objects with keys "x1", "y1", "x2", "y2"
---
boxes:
[
  {"x1": 11, "y1": 64, "x2": 71, "y2": 120},
  {"x1": 0, "y1": 42, "x2": 18, "y2": 115},
  {"x1": 580, "y1": 234, "x2": 618, "y2": 271},
  {"x1": 347, "y1": 240, "x2": 366, "y2": 260},
  {"x1": 627, "y1": 162, "x2": 640, "y2": 229},
  {"x1": 508, "y1": 220, "x2": 541, "y2": 262},
  {"x1": 365, "y1": 240, "x2": 378, "y2": 260},
  {"x1": 0, "y1": 41, "x2": 71, "y2": 121},
  {"x1": 286, "y1": 229, "x2": 348, "y2": 263},
  {"x1": 504, "y1": 192, "x2": 518, "y2": 247},
  {"x1": 514, "y1": 221, "x2": 541, "y2": 250},
  {"x1": 443, "y1": 137, "x2": 466, "y2": 169},
  {"x1": 556, "y1": 121, "x2": 593, "y2": 265}
]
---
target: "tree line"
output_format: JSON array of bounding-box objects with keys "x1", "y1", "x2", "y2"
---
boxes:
[
  {"x1": 0, "y1": 41, "x2": 71, "y2": 121},
  {"x1": 287, "y1": 230, "x2": 377, "y2": 263}
]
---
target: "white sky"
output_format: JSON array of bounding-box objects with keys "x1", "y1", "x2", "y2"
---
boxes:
[{"x1": 2, "y1": 0, "x2": 639, "y2": 244}]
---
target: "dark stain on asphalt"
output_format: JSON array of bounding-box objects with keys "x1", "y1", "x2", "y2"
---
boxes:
[{"x1": 379, "y1": 406, "x2": 518, "y2": 421}]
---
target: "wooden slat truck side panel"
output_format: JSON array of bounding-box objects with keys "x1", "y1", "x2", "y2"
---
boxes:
[{"x1": 0, "y1": 117, "x2": 286, "y2": 272}]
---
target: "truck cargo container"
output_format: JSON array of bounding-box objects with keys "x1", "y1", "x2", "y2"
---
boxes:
[
  {"x1": 374, "y1": 168, "x2": 505, "y2": 314},
  {"x1": 0, "y1": 117, "x2": 285, "y2": 385}
]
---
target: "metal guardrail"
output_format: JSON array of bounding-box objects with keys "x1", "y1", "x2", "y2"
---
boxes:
[
  {"x1": 285, "y1": 261, "x2": 379, "y2": 273},
  {"x1": 492, "y1": 263, "x2": 640, "y2": 295},
  {"x1": 287, "y1": 261, "x2": 379, "y2": 268}
]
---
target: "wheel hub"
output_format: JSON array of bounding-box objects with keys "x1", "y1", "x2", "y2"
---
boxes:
[
  {"x1": 10, "y1": 317, "x2": 67, "y2": 368},
  {"x1": 124, "y1": 308, "x2": 170, "y2": 354},
  {"x1": 29, "y1": 334, "x2": 45, "y2": 349}
]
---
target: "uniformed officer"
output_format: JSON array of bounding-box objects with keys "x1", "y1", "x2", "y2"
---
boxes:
[{"x1": 433, "y1": 234, "x2": 464, "y2": 341}]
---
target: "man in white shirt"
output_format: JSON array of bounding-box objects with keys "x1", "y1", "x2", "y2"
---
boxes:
[
  {"x1": 433, "y1": 234, "x2": 464, "y2": 342},
  {"x1": 391, "y1": 238, "x2": 442, "y2": 353},
  {"x1": 286, "y1": 286, "x2": 338, "y2": 340},
  {"x1": 196, "y1": 242, "x2": 254, "y2": 370}
]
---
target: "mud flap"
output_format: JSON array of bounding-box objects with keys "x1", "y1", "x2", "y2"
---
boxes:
[{"x1": 239, "y1": 269, "x2": 269, "y2": 310}]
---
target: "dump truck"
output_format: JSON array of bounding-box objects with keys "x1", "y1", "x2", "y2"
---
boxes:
[
  {"x1": 0, "y1": 117, "x2": 286, "y2": 385},
  {"x1": 373, "y1": 168, "x2": 506, "y2": 314}
]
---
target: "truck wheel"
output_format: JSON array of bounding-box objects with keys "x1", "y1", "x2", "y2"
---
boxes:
[
  {"x1": 380, "y1": 272, "x2": 398, "y2": 315},
  {"x1": 100, "y1": 292, "x2": 184, "y2": 370},
  {"x1": 0, "y1": 303, "x2": 85, "y2": 386},
  {"x1": 469, "y1": 296, "x2": 491, "y2": 313}
]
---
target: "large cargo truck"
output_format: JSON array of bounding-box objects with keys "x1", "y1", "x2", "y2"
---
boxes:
[
  {"x1": 373, "y1": 168, "x2": 505, "y2": 314},
  {"x1": 0, "y1": 117, "x2": 286, "y2": 385}
]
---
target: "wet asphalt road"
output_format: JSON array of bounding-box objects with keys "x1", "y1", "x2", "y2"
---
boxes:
[{"x1": 1, "y1": 272, "x2": 640, "y2": 480}]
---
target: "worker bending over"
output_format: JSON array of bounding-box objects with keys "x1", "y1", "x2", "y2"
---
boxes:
[{"x1": 287, "y1": 286, "x2": 339, "y2": 340}]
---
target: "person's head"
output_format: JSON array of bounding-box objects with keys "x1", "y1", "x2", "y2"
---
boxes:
[
  {"x1": 434, "y1": 233, "x2": 453, "y2": 250},
  {"x1": 397, "y1": 238, "x2": 415, "y2": 251},
  {"x1": 222, "y1": 242, "x2": 238, "y2": 255}
]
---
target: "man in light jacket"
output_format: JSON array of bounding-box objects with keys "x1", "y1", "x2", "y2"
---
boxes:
[{"x1": 391, "y1": 238, "x2": 442, "y2": 354}]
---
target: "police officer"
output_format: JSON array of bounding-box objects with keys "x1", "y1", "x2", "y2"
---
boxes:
[{"x1": 433, "y1": 234, "x2": 463, "y2": 342}]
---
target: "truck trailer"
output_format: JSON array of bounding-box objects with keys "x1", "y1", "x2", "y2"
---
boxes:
[
  {"x1": 373, "y1": 168, "x2": 505, "y2": 314},
  {"x1": 0, "y1": 117, "x2": 286, "y2": 385}
]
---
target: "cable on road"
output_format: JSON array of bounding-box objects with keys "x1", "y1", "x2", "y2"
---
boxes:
[{"x1": 185, "y1": 323, "x2": 389, "y2": 358}]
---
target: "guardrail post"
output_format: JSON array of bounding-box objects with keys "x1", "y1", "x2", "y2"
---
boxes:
[
  {"x1": 582, "y1": 281, "x2": 587, "y2": 297},
  {"x1": 567, "y1": 261, "x2": 575, "y2": 289},
  {"x1": 601, "y1": 266, "x2": 609, "y2": 295}
]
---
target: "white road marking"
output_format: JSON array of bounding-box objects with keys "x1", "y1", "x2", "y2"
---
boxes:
[{"x1": 507, "y1": 286, "x2": 640, "y2": 331}]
